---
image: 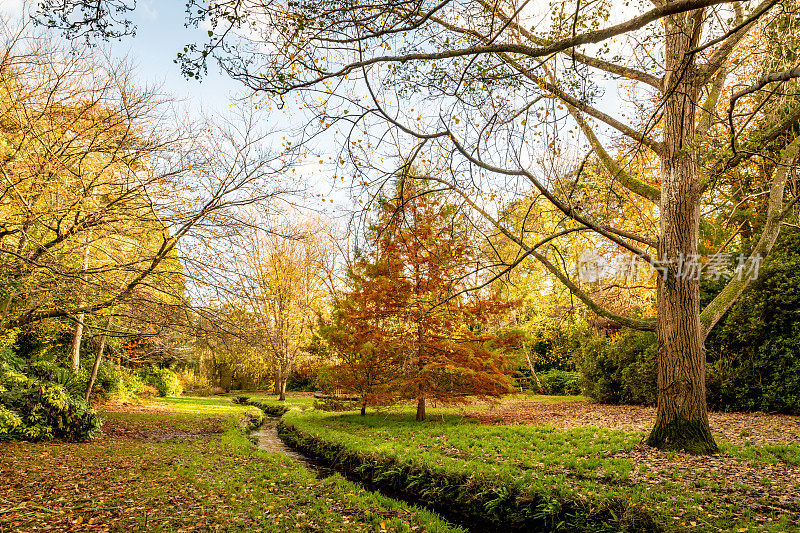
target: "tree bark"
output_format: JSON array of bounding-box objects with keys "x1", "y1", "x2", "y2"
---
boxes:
[
  {"x1": 273, "y1": 366, "x2": 281, "y2": 395},
  {"x1": 646, "y1": 10, "x2": 718, "y2": 454},
  {"x1": 524, "y1": 345, "x2": 544, "y2": 393},
  {"x1": 84, "y1": 318, "x2": 111, "y2": 401},
  {"x1": 69, "y1": 242, "x2": 91, "y2": 371},
  {"x1": 415, "y1": 315, "x2": 426, "y2": 421},
  {"x1": 279, "y1": 378, "x2": 287, "y2": 401},
  {"x1": 278, "y1": 364, "x2": 287, "y2": 401},
  {"x1": 416, "y1": 393, "x2": 425, "y2": 422}
]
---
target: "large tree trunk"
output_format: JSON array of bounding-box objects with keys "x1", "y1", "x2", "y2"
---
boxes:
[
  {"x1": 646, "y1": 10, "x2": 717, "y2": 454},
  {"x1": 69, "y1": 242, "x2": 91, "y2": 371}
]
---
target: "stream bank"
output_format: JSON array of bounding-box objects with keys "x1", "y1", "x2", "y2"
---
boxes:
[
  {"x1": 1, "y1": 397, "x2": 464, "y2": 532},
  {"x1": 244, "y1": 397, "x2": 660, "y2": 532},
  {"x1": 276, "y1": 420, "x2": 662, "y2": 533},
  {"x1": 250, "y1": 415, "x2": 334, "y2": 477},
  {"x1": 245, "y1": 400, "x2": 477, "y2": 532}
]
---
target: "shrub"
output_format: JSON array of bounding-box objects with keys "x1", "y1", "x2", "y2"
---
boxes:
[
  {"x1": 178, "y1": 370, "x2": 216, "y2": 395},
  {"x1": 116, "y1": 367, "x2": 146, "y2": 400},
  {"x1": 286, "y1": 362, "x2": 318, "y2": 392},
  {"x1": 705, "y1": 232, "x2": 800, "y2": 414},
  {"x1": 232, "y1": 395, "x2": 250, "y2": 405},
  {"x1": 578, "y1": 329, "x2": 657, "y2": 405},
  {"x1": 0, "y1": 405, "x2": 23, "y2": 436},
  {"x1": 60, "y1": 361, "x2": 146, "y2": 402},
  {"x1": 82, "y1": 360, "x2": 120, "y2": 399},
  {"x1": 313, "y1": 397, "x2": 359, "y2": 412},
  {"x1": 135, "y1": 366, "x2": 183, "y2": 397},
  {"x1": 537, "y1": 369, "x2": 582, "y2": 395},
  {"x1": 0, "y1": 361, "x2": 102, "y2": 442}
]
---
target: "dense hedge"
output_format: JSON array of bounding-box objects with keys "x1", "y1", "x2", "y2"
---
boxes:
[
  {"x1": 705, "y1": 232, "x2": 800, "y2": 414},
  {"x1": 78, "y1": 361, "x2": 145, "y2": 401},
  {"x1": 242, "y1": 397, "x2": 290, "y2": 417},
  {"x1": 538, "y1": 370, "x2": 582, "y2": 395},
  {"x1": 286, "y1": 362, "x2": 318, "y2": 392},
  {"x1": 277, "y1": 420, "x2": 660, "y2": 532}
]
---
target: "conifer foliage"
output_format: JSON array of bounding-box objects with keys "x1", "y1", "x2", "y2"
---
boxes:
[{"x1": 321, "y1": 174, "x2": 514, "y2": 420}]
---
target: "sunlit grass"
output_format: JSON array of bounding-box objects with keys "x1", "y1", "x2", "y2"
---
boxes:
[
  {"x1": 2, "y1": 396, "x2": 463, "y2": 532},
  {"x1": 283, "y1": 406, "x2": 797, "y2": 532}
]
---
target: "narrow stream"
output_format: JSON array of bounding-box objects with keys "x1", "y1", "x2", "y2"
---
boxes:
[
  {"x1": 249, "y1": 416, "x2": 333, "y2": 477},
  {"x1": 249, "y1": 416, "x2": 476, "y2": 532}
]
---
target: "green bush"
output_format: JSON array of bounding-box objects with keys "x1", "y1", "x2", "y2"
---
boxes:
[
  {"x1": 81, "y1": 360, "x2": 120, "y2": 399},
  {"x1": 286, "y1": 363, "x2": 318, "y2": 392},
  {"x1": 136, "y1": 366, "x2": 183, "y2": 397},
  {"x1": 0, "y1": 404, "x2": 23, "y2": 436},
  {"x1": 116, "y1": 367, "x2": 146, "y2": 399},
  {"x1": 537, "y1": 369, "x2": 582, "y2": 395},
  {"x1": 578, "y1": 329, "x2": 657, "y2": 405},
  {"x1": 178, "y1": 370, "x2": 217, "y2": 395},
  {"x1": 705, "y1": 232, "x2": 800, "y2": 414},
  {"x1": 232, "y1": 395, "x2": 250, "y2": 405},
  {"x1": 0, "y1": 361, "x2": 102, "y2": 442},
  {"x1": 55, "y1": 360, "x2": 146, "y2": 402}
]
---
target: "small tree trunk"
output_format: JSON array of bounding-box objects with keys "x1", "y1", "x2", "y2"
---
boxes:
[
  {"x1": 278, "y1": 366, "x2": 287, "y2": 401},
  {"x1": 84, "y1": 324, "x2": 109, "y2": 401},
  {"x1": 416, "y1": 390, "x2": 425, "y2": 422},
  {"x1": 360, "y1": 399, "x2": 366, "y2": 416},
  {"x1": 524, "y1": 346, "x2": 544, "y2": 393},
  {"x1": 279, "y1": 380, "x2": 287, "y2": 401},
  {"x1": 69, "y1": 242, "x2": 91, "y2": 372}
]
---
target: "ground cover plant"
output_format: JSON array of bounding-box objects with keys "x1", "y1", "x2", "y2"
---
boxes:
[
  {"x1": 0, "y1": 395, "x2": 463, "y2": 532},
  {"x1": 280, "y1": 396, "x2": 800, "y2": 532}
]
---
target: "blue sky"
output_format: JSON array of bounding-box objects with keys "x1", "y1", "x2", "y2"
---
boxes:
[
  {"x1": 0, "y1": 0, "x2": 642, "y2": 218},
  {"x1": 108, "y1": 2, "x2": 340, "y2": 212},
  {"x1": 114, "y1": 1, "x2": 243, "y2": 116},
  {"x1": 0, "y1": 1, "x2": 243, "y2": 115}
]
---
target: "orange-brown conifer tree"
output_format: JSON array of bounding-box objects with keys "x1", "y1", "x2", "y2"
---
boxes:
[{"x1": 323, "y1": 173, "x2": 514, "y2": 420}]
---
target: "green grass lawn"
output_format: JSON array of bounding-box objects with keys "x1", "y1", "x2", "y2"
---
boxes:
[
  {"x1": 0, "y1": 395, "x2": 463, "y2": 532},
  {"x1": 281, "y1": 402, "x2": 800, "y2": 532}
]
